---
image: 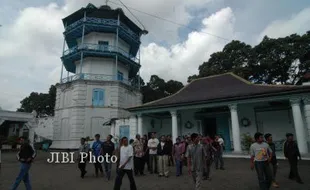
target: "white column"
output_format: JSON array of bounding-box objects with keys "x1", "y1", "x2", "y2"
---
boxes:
[
  {"x1": 111, "y1": 122, "x2": 115, "y2": 136},
  {"x1": 290, "y1": 98, "x2": 308, "y2": 154},
  {"x1": 137, "y1": 114, "x2": 143, "y2": 135},
  {"x1": 303, "y1": 97, "x2": 310, "y2": 144},
  {"x1": 229, "y1": 104, "x2": 241, "y2": 152},
  {"x1": 171, "y1": 111, "x2": 178, "y2": 144}
]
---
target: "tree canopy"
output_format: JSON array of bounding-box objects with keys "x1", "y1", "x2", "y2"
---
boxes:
[
  {"x1": 17, "y1": 85, "x2": 56, "y2": 117},
  {"x1": 141, "y1": 75, "x2": 184, "y2": 103},
  {"x1": 16, "y1": 31, "x2": 310, "y2": 115},
  {"x1": 188, "y1": 31, "x2": 310, "y2": 84}
]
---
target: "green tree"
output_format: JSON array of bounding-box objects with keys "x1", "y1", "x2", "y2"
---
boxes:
[
  {"x1": 188, "y1": 40, "x2": 255, "y2": 82},
  {"x1": 17, "y1": 85, "x2": 56, "y2": 116},
  {"x1": 141, "y1": 75, "x2": 184, "y2": 103},
  {"x1": 253, "y1": 32, "x2": 310, "y2": 84},
  {"x1": 165, "y1": 80, "x2": 184, "y2": 95},
  {"x1": 189, "y1": 31, "x2": 310, "y2": 85}
]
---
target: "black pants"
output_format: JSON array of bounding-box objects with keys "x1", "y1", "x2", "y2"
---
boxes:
[
  {"x1": 78, "y1": 163, "x2": 86, "y2": 176},
  {"x1": 143, "y1": 154, "x2": 150, "y2": 171},
  {"x1": 94, "y1": 162, "x2": 103, "y2": 175},
  {"x1": 255, "y1": 161, "x2": 272, "y2": 190},
  {"x1": 168, "y1": 154, "x2": 174, "y2": 166},
  {"x1": 149, "y1": 154, "x2": 158, "y2": 173},
  {"x1": 114, "y1": 169, "x2": 137, "y2": 190},
  {"x1": 134, "y1": 157, "x2": 144, "y2": 175},
  {"x1": 214, "y1": 151, "x2": 224, "y2": 169},
  {"x1": 203, "y1": 159, "x2": 212, "y2": 178},
  {"x1": 288, "y1": 157, "x2": 302, "y2": 182},
  {"x1": 271, "y1": 162, "x2": 277, "y2": 182}
]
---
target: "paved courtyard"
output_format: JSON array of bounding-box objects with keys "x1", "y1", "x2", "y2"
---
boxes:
[{"x1": 1, "y1": 151, "x2": 310, "y2": 190}]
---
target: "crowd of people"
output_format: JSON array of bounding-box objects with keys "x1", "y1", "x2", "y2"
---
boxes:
[
  {"x1": 85, "y1": 132, "x2": 226, "y2": 190},
  {"x1": 74, "y1": 132, "x2": 226, "y2": 190},
  {"x1": 7, "y1": 131, "x2": 305, "y2": 190}
]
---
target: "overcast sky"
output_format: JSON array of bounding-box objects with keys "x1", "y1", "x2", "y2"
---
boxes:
[{"x1": 1, "y1": 0, "x2": 310, "y2": 111}]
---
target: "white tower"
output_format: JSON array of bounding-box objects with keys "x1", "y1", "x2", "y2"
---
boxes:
[{"x1": 51, "y1": 3, "x2": 147, "y2": 149}]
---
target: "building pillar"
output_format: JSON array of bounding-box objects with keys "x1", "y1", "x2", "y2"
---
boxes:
[
  {"x1": 111, "y1": 122, "x2": 116, "y2": 136},
  {"x1": 229, "y1": 104, "x2": 241, "y2": 152},
  {"x1": 171, "y1": 111, "x2": 178, "y2": 144},
  {"x1": 137, "y1": 114, "x2": 143, "y2": 136},
  {"x1": 303, "y1": 97, "x2": 310, "y2": 145},
  {"x1": 290, "y1": 98, "x2": 308, "y2": 154}
]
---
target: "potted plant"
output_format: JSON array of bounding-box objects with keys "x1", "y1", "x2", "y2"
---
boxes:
[
  {"x1": 42, "y1": 139, "x2": 53, "y2": 151},
  {"x1": 7, "y1": 135, "x2": 19, "y2": 149},
  {"x1": 112, "y1": 135, "x2": 120, "y2": 148},
  {"x1": 241, "y1": 133, "x2": 254, "y2": 154}
]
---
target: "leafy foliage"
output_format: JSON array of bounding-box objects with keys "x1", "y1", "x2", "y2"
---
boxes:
[
  {"x1": 141, "y1": 75, "x2": 184, "y2": 103},
  {"x1": 241, "y1": 133, "x2": 254, "y2": 152},
  {"x1": 17, "y1": 85, "x2": 56, "y2": 117},
  {"x1": 188, "y1": 31, "x2": 310, "y2": 85},
  {"x1": 7, "y1": 135, "x2": 19, "y2": 146}
]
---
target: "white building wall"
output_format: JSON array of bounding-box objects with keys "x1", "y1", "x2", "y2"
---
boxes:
[
  {"x1": 35, "y1": 117, "x2": 54, "y2": 140},
  {"x1": 75, "y1": 58, "x2": 129, "y2": 80},
  {"x1": 52, "y1": 80, "x2": 142, "y2": 149},
  {"x1": 77, "y1": 32, "x2": 130, "y2": 53}
]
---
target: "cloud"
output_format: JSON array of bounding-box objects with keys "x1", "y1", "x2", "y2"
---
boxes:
[
  {"x1": 1, "y1": 0, "x2": 309, "y2": 111},
  {"x1": 0, "y1": 0, "x2": 216, "y2": 111},
  {"x1": 257, "y1": 7, "x2": 310, "y2": 42},
  {"x1": 140, "y1": 7, "x2": 236, "y2": 83},
  {"x1": 62, "y1": 0, "x2": 213, "y2": 44}
]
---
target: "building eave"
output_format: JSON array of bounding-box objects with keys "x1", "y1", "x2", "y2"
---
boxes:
[{"x1": 127, "y1": 89, "x2": 310, "y2": 113}]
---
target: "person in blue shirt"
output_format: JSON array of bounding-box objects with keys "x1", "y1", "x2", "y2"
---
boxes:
[{"x1": 92, "y1": 134, "x2": 103, "y2": 177}]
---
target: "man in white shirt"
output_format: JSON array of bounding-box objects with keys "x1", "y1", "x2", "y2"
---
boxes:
[
  {"x1": 217, "y1": 136, "x2": 224, "y2": 146},
  {"x1": 114, "y1": 137, "x2": 137, "y2": 190},
  {"x1": 148, "y1": 132, "x2": 159, "y2": 174},
  {"x1": 214, "y1": 135, "x2": 225, "y2": 170}
]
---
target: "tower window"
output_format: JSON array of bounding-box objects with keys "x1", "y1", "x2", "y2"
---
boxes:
[
  {"x1": 92, "y1": 88, "x2": 105, "y2": 106},
  {"x1": 117, "y1": 71, "x2": 123, "y2": 81},
  {"x1": 98, "y1": 41, "x2": 109, "y2": 51}
]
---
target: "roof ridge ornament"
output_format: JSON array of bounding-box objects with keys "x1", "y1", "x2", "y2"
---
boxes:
[{"x1": 86, "y1": 3, "x2": 97, "y2": 9}]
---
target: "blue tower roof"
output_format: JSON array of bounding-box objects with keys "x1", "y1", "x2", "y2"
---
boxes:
[
  {"x1": 62, "y1": 3, "x2": 143, "y2": 56},
  {"x1": 62, "y1": 3, "x2": 143, "y2": 35},
  {"x1": 60, "y1": 3, "x2": 145, "y2": 85}
]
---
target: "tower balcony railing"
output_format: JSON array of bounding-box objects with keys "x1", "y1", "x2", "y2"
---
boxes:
[
  {"x1": 63, "y1": 43, "x2": 140, "y2": 63},
  {"x1": 61, "y1": 73, "x2": 137, "y2": 87},
  {"x1": 64, "y1": 17, "x2": 140, "y2": 42}
]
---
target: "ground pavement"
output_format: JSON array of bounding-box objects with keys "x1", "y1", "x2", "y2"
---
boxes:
[{"x1": 1, "y1": 151, "x2": 310, "y2": 190}]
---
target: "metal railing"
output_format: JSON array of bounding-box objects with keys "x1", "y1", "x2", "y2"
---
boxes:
[
  {"x1": 63, "y1": 43, "x2": 139, "y2": 63},
  {"x1": 61, "y1": 73, "x2": 135, "y2": 87},
  {"x1": 65, "y1": 17, "x2": 140, "y2": 42}
]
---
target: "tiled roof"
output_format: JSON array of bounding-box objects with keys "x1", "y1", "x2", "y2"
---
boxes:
[{"x1": 128, "y1": 73, "x2": 310, "y2": 111}]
